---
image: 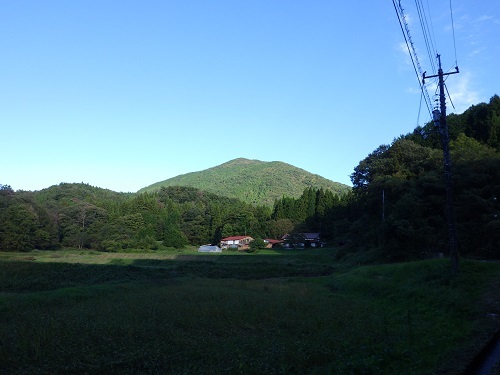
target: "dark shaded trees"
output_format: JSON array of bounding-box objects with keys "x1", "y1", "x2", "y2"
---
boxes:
[
  {"x1": 159, "y1": 186, "x2": 271, "y2": 245},
  {"x1": 271, "y1": 187, "x2": 346, "y2": 243},
  {"x1": 347, "y1": 138, "x2": 445, "y2": 259},
  {"x1": 342, "y1": 96, "x2": 500, "y2": 260},
  {"x1": 0, "y1": 189, "x2": 58, "y2": 251}
]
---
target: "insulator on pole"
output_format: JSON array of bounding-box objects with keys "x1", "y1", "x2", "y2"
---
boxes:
[{"x1": 432, "y1": 110, "x2": 441, "y2": 127}]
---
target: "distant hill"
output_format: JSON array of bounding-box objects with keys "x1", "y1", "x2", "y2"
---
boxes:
[
  {"x1": 138, "y1": 158, "x2": 351, "y2": 206},
  {"x1": 31, "y1": 182, "x2": 131, "y2": 203}
]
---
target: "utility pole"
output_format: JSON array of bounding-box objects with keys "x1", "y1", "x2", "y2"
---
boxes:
[
  {"x1": 423, "y1": 54, "x2": 460, "y2": 275},
  {"x1": 382, "y1": 189, "x2": 385, "y2": 222}
]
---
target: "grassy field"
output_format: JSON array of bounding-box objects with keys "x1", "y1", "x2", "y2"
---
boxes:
[{"x1": 0, "y1": 248, "x2": 498, "y2": 374}]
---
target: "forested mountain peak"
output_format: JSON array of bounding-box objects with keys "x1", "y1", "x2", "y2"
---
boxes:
[
  {"x1": 138, "y1": 158, "x2": 350, "y2": 206},
  {"x1": 218, "y1": 157, "x2": 260, "y2": 166}
]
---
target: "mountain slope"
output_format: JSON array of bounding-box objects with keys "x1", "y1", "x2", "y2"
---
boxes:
[{"x1": 138, "y1": 158, "x2": 351, "y2": 206}]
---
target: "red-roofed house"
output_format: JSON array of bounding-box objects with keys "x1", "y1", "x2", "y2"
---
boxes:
[{"x1": 220, "y1": 236, "x2": 254, "y2": 250}]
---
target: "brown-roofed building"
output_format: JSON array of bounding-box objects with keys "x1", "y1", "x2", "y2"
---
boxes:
[
  {"x1": 220, "y1": 236, "x2": 254, "y2": 250},
  {"x1": 281, "y1": 233, "x2": 324, "y2": 248},
  {"x1": 264, "y1": 239, "x2": 283, "y2": 248}
]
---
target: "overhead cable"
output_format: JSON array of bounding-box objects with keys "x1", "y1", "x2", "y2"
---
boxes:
[
  {"x1": 393, "y1": 0, "x2": 433, "y2": 118},
  {"x1": 449, "y1": 0, "x2": 458, "y2": 67},
  {"x1": 415, "y1": 0, "x2": 436, "y2": 73}
]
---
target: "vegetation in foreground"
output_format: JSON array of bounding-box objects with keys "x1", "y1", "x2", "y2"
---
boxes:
[{"x1": 0, "y1": 248, "x2": 498, "y2": 374}]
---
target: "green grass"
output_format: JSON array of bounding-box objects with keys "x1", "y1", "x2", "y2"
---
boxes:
[{"x1": 0, "y1": 249, "x2": 498, "y2": 374}]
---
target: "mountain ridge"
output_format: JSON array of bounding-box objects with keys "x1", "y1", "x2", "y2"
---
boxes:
[{"x1": 138, "y1": 158, "x2": 350, "y2": 206}]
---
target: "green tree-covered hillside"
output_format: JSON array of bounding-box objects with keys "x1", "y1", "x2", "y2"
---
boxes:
[{"x1": 138, "y1": 158, "x2": 350, "y2": 206}]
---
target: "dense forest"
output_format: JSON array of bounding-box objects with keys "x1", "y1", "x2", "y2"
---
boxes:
[
  {"x1": 346, "y1": 94, "x2": 500, "y2": 260},
  {"x1": 1, "y1": 95, "x2": 499, "y2": 260}
]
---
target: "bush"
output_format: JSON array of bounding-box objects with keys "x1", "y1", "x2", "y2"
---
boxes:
[
  {"x1": 248, "y1": 237, "x2": 266, "y2": 253},
  {"x1": 100, "y1": 240, "x2": 121, "y2": 252},
  {"x1": 135, "y1": 235, "x2": 158, "y2": 250}
]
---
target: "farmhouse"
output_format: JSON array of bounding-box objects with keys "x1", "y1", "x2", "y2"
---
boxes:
[
  {"x1": 220, "y1": 236, "x2": 254, "y2": 250},
  {"x1": 264, "y1": 239, "x2": 282, "y2": 248},
  {"x1": 282, "y1": 233, "x2": 324, "y2": 248}
]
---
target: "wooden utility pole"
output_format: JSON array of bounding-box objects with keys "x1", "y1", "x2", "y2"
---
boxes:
[{"x1": 423, "y1": 54, "x2": 460, "y2": 275}]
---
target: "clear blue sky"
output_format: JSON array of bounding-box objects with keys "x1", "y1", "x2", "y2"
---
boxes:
[{"x1": 1, "y1": 1, "x2": 498, "y2": 192}]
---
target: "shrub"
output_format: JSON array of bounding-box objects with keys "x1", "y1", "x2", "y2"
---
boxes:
[{"x1": 248, "y1": 237, "x2": 266, "y2": 252}]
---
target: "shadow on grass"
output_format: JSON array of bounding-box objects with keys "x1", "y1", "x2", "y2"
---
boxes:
[
  {"x1": 0, "y1": 254, "x2": 336, "y2": 293},
  {"x1": 0, "y1": 257, "x2": 498, "y2": 375},
  {"x1": 0, "y1": 261, "x2": 169, "y2": 293}
]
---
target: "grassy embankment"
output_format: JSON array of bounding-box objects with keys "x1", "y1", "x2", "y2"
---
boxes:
[{"x1": 0, "y1": 248, "x2": 498, "y2": 374}]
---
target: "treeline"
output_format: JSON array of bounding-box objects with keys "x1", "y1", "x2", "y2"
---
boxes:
[
  {"x1": 271, "y1": 187, "x2": 353, "y2": 243},
  {"x1": 0, "y1": 178, "x2": 353, "y2": 253},
  {"x1": 0, "y1": 183, "x2": 275, "y2": 252},
  {"x1": 1, "y1": 95, "x2": 499, "y2": 261}
]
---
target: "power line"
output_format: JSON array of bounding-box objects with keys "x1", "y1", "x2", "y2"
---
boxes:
[
  {"x1": 444, "y1": 83, "x2": 456, "y2": 111},
  {"x1": 392, "y1": 0, "x2": 433, "y2": 118},
  {"x1": 417, "y1": 89, "x2": 424, "y2": 126},
  {"x1": 449, "y1": 0, "x2": 458, "y2": 66},
  {"x1": 415, "y1": 0, "x2": 436, "y2": 73},
  {"x1": 425, "y1": 0, "x2": 438, "y2": 54}
]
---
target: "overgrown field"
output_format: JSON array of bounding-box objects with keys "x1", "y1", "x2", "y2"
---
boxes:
[{"x1": 0, "y1": 249, "x2": 498, "y2": 374}]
